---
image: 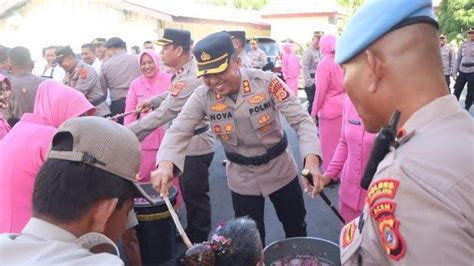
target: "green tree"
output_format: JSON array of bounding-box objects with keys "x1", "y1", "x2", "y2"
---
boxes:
[
  {"x1": 437, "y1": 0, "x2": 474, "y2": 43},
  {"x1": 336, "y1": 0, "x2": 365, "y2": 15}
]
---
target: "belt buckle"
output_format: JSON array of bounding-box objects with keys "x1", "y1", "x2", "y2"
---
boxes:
[{"x1": 251, "y1": 154, "x2": 270, "y2": 166}]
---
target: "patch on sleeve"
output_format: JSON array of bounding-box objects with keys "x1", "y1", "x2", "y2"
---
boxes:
[
  {"x1": 268, "y1": 78, "x2": 289, "y2": 102},
  {"x1": 171, "y1": 81, "x2": 186, "y2": 97},
  {"x1": 366, "y1": 179, "x2": 399, "y2": 206},
  {"x1": 79, "y1": 68, "x2": 88, "y2": 79},
  {"x1": 377, "y1": 216, "x2": 406, "y2": 261},
  {"x1": 370, "y1": 201, "x2": 396, "y2": 221},
  {"x1": 341, "y1": 220, "x2": 357, "y2": 248}
]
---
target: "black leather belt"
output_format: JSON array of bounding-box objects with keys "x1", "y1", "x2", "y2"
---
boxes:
[
  {"x1": 461, "y1": 62, "x2": 474, "y2": 67},
  {"x1": 225, "y1": 132, "x2": 288, "y2": 166},
  {"x1": 193, "y1": 125, "x2": 209, "y2": 136}
]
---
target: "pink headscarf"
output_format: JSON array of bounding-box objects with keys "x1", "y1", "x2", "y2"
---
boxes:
[
  {"x1": 33, "y1": 80, "x2": 96, "y2": 127},
  {"x1": 320, "y1": 34, "x2": 337, "y2": 56},
  {"x1": 0, "y1": 74, "x2": 11, "y2": 140},
  {"x1": 138, "y1": 49, "x2": 162, "y2": 89},
  {"x1": 318, "y1": 34, "x2": 344, "y2": 95},
  {"x1": 282, "y1": 42, "x2": 301, "y2": 79},
  {"x1": 0, "y1": 80, "x2": 95, "y2": 233}
]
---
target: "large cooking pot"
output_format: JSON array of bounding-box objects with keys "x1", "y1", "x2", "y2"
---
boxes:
[{"x1": 263, "y1": 237, "x2": 340, "y2": 265}]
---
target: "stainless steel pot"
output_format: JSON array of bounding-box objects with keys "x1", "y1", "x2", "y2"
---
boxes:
[{"x1": 263, "y1": 237, "x2": 340, "y2": 265}]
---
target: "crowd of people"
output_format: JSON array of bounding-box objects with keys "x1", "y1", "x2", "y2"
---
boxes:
[{"x1": 0, "y1": 0, "x2": 473, "y2": 265}]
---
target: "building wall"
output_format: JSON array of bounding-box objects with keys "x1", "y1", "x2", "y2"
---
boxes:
[
  {"x1": 263, "y1": 15, "x2": 340, "y2": 46},
  {"x1": 0, "y1": 0, "x2": 270, "y2": 62},
  {"x1": 0, "y1": 0, "x2": 158, "y2": 60}
]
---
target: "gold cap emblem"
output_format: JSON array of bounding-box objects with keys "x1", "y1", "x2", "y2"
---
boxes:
[{"x1": 201, "y1": 51, "x2": 211, "y2": 62}]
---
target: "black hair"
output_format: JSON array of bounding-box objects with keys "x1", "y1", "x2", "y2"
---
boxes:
[
  {"x1": 143, "y1": 40, "x2": 153, "y2": 45},
  {"x1": 110, "y1": 42, "x2": 126, "y2": 50},
  {"x1": 0, "y1": 45, "x2": 10, "y2": 64},
  {"x1": 172, "y1": 43, "x2": 191, "y2": 54},
  {"x1": 43, "y1": 46, "x2": 58, "y2": 56},
  {"x1": 81, "y1": 43, "x2": 96, "y2": 53},
  {"x1": 8, "y1": 46, "x2": 32, "y2": 68},
  {"x1": 32, "y1": 132, "x2": 136, "y2": 223},
  {"x1": 131, "y1": 45, "x2": 141, "y2": 54},
  {"x1": 210, "y1": 217, "x2": 262, "y2": 266}
]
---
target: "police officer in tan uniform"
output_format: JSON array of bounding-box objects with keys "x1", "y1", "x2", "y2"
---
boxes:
[
  {"x1": 453, "y1": 27, "x2": 474, "y2": 111},
  {"x1": 151, "y1": 32, "x2": 323, "y2": 245},
  {"x1": 228, "y1": 31, "x2": 252, "y2": 68},
  {"x1": 3, "y1": 47, "x2": 45, "y2": 125},
  {"x1": 302, "y1": 34, "x2": 322, "y2": 113},
  {"x1": 128, "y1": 29, "x2": 215, "y2": 243},
  {"x1": 439, "y1": 34, "x2": 456, "y2": 91},
  {"x1": 247, "y1": 39, "x2": 267, "y2": 69},
  {"x1": 311, "y1": 1, "x2": 474, "y2": 265},
  {"x1": 56, "y1": 46, "x2": 110, "y2": 117}
]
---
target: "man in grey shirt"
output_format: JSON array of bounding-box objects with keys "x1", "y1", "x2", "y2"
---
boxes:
[
  {"x1": 302, "y1": 34, "x2": 322, "y2": 113},
  {"x1": 100, "y1": 37, "x2": 140, "y2": 124},
  {"x1": 439, "y1": 34, "x2": 456, "y2": 91},
  {"x1": 228, "y1": 30, "x2": 252, "y2": 68},
  {"x1": 3, "y1": 47, "x2": 45, "y2": 126}
]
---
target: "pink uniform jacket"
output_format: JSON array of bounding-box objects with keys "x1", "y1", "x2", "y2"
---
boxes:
[
  {"x1": 325, "y1": 96, "x2": 376, "y2": 215},
  {"x1": 124, "y1": 50, "x2": 172, "y2": 182},
  {"x1": 282, "y1": 43, "x2": 301, "y2": 95},
  {"x1": 0, "y1": 80, "x2": 94, "y2": 233},
  {"x1": 311, "y1": 35, "x2": 345, "y2": 119},
  {"x1": 311, "y1": 34, "x2": 345, "y2": 171},
  {"x1": 0, "y1": 117, "x2": 8, "y2": 140}
]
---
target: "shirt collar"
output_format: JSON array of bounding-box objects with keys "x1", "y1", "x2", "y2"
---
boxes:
[
  {"x1": 401, "y1": 95, "x2": 460, "y2": 135},
  {"x1": 22, "y1": 218, "x2": 77, "y2": 243}
]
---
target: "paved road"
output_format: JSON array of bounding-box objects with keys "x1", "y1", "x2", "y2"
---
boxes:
[{"x1": 158, "y1": 88, "x2": 473, "y2": 265}]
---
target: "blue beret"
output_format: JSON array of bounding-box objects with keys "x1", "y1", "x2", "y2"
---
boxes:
[{"x1": 335, "y1": 0, "x2": 438, "y2": 64}]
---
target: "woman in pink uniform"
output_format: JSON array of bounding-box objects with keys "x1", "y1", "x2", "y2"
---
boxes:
[
  {"x1": 0, "y1": 80, "x2": 95, "y2": 233},
  {"x1": 323, "y1": 95, "x2": 376, "y2": 222},
  {"x1": 281, "y1": 42, "x2": 301, "y2": 95},
  {"x1": 124, "y1": 49, "x2": 172, "y2": 182},
  {"x1": 311, "y1": 34, "x2": 345, "y2": 171},
  {"x1": 0, "y1": 74, "x2": 11, "y2": 140}
]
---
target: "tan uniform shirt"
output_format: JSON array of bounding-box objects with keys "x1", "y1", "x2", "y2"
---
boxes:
[
  {"x1": 248, "y1": 48, "x2": 267, "y2": 69},
  {"x1": 340, "y1": 95, "x2": 474, "y2": 265},
  {"x1": 0, "y1": 218, "x2": 123, "y2": 265},
  {"x1": 454, "y1": 40, "x2": 474, "y2": 74},
  {"x1": 440, "y1": 44, "x2": 456, "y2": 76},
  {"x1": 99, "y1": 50, "x2": 140, "y2": 101},
  {"x1": 64, "y1": 61, "x2": 110, "y2": 117},
  {"x1": 302, "y1": 46, "x2": 321, "y2": 87},
  {"x1": 128, "y1": 58, "x2": 215, "y2": 157},
  {"x1": 3, "y1": 72, "x2": 45, "y2": 120},
  {"x1": 156, "y1": 68, "x2": 321, "y2": 196},
  {"x1": 238, "y1": 50, "x2": 252, "y2": 69}
]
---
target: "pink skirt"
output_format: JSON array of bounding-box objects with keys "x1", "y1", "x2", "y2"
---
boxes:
[
  {"x1": 318, "y1": 116, "x2": 343, "y2": 172},
  {"x1": 285, "y1": 78, "x2": 299, "y2": 95}
]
